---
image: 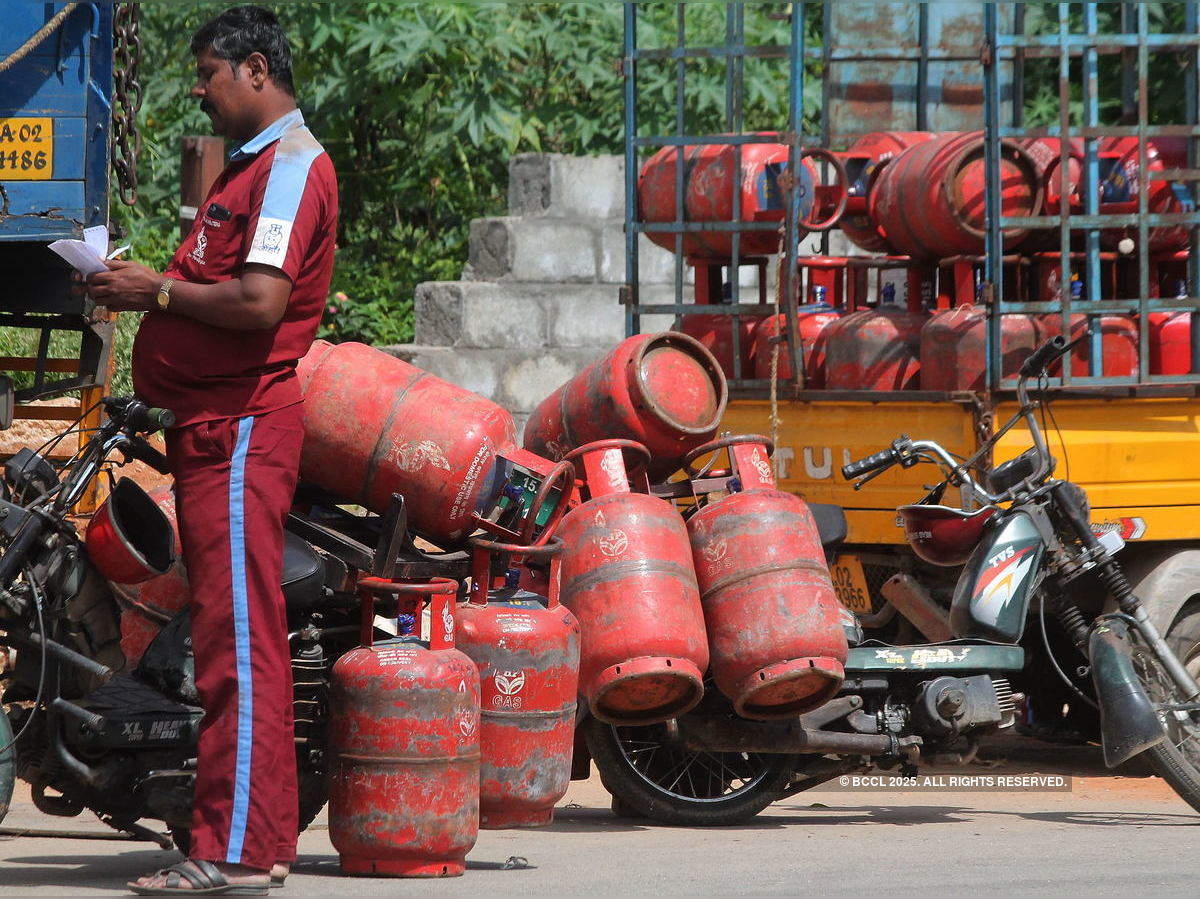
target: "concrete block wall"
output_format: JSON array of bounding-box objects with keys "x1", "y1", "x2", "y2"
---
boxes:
[
  {"x1": 386, "y1": 152, "x2": 844, "y2": 428},
  {"x1": 388, "y1": 153, "x2": 678, "y2": 429}
]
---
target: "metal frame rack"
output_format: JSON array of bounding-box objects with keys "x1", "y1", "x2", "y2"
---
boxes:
[
  {"x1": 621, "y1": 0, "x2": 812, "y2": 388},
  {"x1": 984, "y1": 2, "x2": 1200, "y2": 390},
  {"x1": 621, "y1": 1, "x2": 997, "y2": 395}
]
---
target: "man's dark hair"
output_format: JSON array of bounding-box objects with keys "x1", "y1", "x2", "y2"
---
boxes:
[{"x1": 190, "y1": 5, "x2": 294, "y2": 95}]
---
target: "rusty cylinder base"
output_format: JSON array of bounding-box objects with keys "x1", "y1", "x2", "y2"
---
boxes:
[
  {"x1": 339, "y1": 857, "x2": 466, "y2": 878},
  {"x1": 589, "y1": 655, "x2": 705, "y2": 725},
  {"x1": 480, "y1": 806, "x2": 555, "y2": 830},
  {"x1": 732, "y1": 657, "x2": 845, "y2": 721}
]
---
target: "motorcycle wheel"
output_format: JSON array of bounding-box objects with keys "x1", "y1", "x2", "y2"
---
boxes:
[
  {"x1": 0, "y1": 706, "x2": 13, "y2": 825},
  {"x1": 584, "y1": 715, "x2": 797, "y2": 826},
  {"x1": 1132, "y1": 609, "x2": 1200, "y2": 813}
]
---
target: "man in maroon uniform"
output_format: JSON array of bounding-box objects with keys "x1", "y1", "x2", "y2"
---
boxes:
[{"x1": 87, "y1": 6, "x2": 337, "y2": 894}]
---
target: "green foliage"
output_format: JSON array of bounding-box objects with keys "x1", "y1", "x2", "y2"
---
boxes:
[{"x1": 117, "y1": 1, "x2": 820, "y2": 350}]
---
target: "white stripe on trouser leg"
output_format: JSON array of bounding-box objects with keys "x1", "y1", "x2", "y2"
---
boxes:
[{"x1": 226, "y1": 416, "x2": 255, "y2": 863}]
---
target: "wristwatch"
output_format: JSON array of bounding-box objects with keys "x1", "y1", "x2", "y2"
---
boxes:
[{"x1": 156, "y1": 278, "x2": 175, "y2": 312}]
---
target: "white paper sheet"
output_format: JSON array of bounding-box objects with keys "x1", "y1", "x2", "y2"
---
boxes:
[{"x1": 47, "y1": 226, "x2": 128, "y2": 278}]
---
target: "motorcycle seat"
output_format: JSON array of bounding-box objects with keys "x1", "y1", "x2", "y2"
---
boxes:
[
  {"x1": 282, "y1": 531, "x2": 325, "y2": 610},
  {"x1": 807, "y1": 502, "x2": 847, "y2": 550}
]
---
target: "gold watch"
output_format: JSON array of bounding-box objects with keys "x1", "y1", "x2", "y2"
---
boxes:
[{"x1": 156, "y1": 278, "x2": 175, "y2": 311}]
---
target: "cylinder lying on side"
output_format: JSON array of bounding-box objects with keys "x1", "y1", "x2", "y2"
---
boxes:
[
  {"x1": 297, "y1": 340, "x2": 569, "y2": 547},
  {"x1": 523, "y1": 332, "x2": 728, "y2": 481}
]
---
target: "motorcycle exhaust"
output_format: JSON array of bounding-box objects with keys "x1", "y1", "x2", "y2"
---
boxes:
[
  {"x1": 676, "y1": 713, "x2": 917, "y2": 756},
  {"x1": 1089, "y1": 618, "x2": 1166, "y2": 768}
]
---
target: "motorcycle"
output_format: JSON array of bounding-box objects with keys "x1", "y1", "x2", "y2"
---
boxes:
[
  {"x1": 0, "y1": 396, "x2": 380, "y2": 849},
  {"x1": 584, "y1": 334, "x2": 1200, "y2": 824}
]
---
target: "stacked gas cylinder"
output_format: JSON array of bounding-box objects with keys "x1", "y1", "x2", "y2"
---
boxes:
[
  {"x1": 286, "y1": 335, "x2": 843, "y2": 876},
  {"x1": 640, "y1": 131, "x2": 1195, "y2": 388}
]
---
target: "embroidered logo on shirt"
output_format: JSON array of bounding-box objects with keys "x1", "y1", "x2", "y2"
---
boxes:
[{"x1": 190, "y1": 226, "x2": 208, "y2": 264}]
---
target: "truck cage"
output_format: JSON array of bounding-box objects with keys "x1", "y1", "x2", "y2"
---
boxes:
[{"x1": 621, "y1": 1, "x2": 1200, "y2": 398}]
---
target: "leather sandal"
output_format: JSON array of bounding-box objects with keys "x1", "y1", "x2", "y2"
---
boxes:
[{"x1": 127, "y1": 858, "x2": 270, "y2": 895}]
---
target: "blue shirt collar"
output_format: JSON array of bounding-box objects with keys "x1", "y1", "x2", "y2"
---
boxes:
[{"x1": 228, "y1": 109, "x2": 304, "y2": 161}]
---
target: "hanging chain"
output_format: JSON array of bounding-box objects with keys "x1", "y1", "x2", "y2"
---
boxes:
[{"x1": 111, "y1": 2, "x2": 143, "y2": 207}]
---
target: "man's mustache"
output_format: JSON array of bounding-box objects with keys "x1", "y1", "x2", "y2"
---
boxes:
[{"x1": 200, "y1": 99, "x2": 216, "y2": 116}]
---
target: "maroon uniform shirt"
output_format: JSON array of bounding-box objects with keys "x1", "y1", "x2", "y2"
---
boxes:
[{"x1": 133, "y1": 110, "x2": 338, "y2": 426}]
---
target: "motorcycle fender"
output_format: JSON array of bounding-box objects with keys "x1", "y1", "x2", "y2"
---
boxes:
[
  {"x1": 949, "y1": 510, "x2": 1047, "y2": 643},
  {"x1": 1089, "y1": 618, "x2": 1166, "y2": 768}
]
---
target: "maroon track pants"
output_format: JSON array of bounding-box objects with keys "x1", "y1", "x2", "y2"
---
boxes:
[{"x1": 166, "y1": 402, "x2": 304, "y2": 870}]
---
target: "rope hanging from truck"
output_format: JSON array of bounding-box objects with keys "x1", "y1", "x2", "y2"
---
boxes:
[{"x1": 0, "y1": 2, "x2": 80, "y2": 74}]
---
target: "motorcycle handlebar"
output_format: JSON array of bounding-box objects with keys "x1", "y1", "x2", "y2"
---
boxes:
[
  {"x1": 1019, "y1": 335, "x2": 1070, "y2": 379},
  {"x1": 842, "y1": 446, "x2": 901, "y2": 480}
]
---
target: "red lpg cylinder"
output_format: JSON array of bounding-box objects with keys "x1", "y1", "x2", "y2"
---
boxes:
[
  {"x1": 523, "y1": 332, "x2": 728, "y2": 481},
  {"x1": 297, "y1": 340, "x2": 573, "y2": 547},
  {"x1": 919, "y1": 305, "x2": 1040, "y2": 390},
  {"x1": 456, "y1": 537, "x2": 580, "y2": 829},
  {"x1": 556, "y1": 440, "x2": 709, "y2": 724},
  {"x1": 750, "y1": 303, "x2": 841, "y2": 386},
  {"x1": 679, "y1": 312, "x2": 757, "y2": 380},
  {"x1": 683, "y1": 436, "x2": 847, "y2": 718},
  {"x1": 824, "y1": 295, "x2": 930, "y2": 391},
  {"x1": 838, "y1": 131, "x2": 937, "y2": 253},
  {"x1": 869, "y1": 132, "x2": 1042, "y2": 258},
  {"x1": 1040, "y1": 311, "x2": 1139, "y2": 377},
  {"x1": 638, "y1": 139, "x2": 817, "y2": 257},
  {"x1": 329, "y1": 578, "x2": 480, "y2": 877},
  {"x1": 1150, "y1": 312, "x2": 1193, "y2": 376},
  {"x1": 1096, "y1": 137, "x2": 1189, "y2": 252}
]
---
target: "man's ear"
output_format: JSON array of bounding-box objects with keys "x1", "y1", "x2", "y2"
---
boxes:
[{"x1": 244, "y1": 51, "x2": 269, "y2": 89}]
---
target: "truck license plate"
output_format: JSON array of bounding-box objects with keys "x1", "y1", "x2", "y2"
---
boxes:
[
  {"x1": 831, "y1": 554, "x2": 872, "y2": 614},
  {"x1": 0, "y1": 118, "x2": 53, "y2": 180}
]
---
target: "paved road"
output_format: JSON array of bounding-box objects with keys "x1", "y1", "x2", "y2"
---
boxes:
[{"x1": 1, "y1": 741, "x2": 1196, "y2": 897}]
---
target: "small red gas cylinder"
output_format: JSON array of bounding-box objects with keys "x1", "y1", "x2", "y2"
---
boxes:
[
  {"x1": 556, "y1": 440, "x2": 709, "y2": 724},
  {"x1": 1150, "y1": 312, "x2": 1193, "y2": 376},
  {"x1": 329, "y1": 578, "x2": 480, "y2": 877},
  {"x1": 638, "y1": 139, "x2": 817, "y2": 257},
  {"x1": 1040, "y1": 299, "x2": 1139, "y2": 378},
  {"x1": 523, "y1": 332, "x2": 728, "y2": 480},
  {"x1": 838, "y1": 131, "x2": 937, "y2": 253},
  {"x1": 750, "y1": 291, "x2": 841, "y2": 386},
  {"x1": 297, "y1": 340, "x2": 573, "y2": 547},
  {"x1": 683, "y1": 436, "x2": 847, "y2": 718},
  {"x1": 824, "y1": 286, "x2": 930, "y2": 390},
  {"x1": 869, "y1": 132, "x2": 1042, "y2": 258},
  {"x1": 919, "y1": 304, "x2": 1040, "y2": 391},
  {"x1": 456, "y1": 538, "x2": 580, "y2": 829}
]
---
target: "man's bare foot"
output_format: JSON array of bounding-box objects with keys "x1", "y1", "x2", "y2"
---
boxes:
[{"x1": 129, "y1": 858, "x2": 270, "y2": 893}]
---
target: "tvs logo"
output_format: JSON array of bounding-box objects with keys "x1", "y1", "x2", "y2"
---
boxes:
[
  {"x1": 987, "y1": 545, "x2": 1015, "y2": 569},
  {"x1": 599, "y1": 529, "x2": 628, "y2": 558},
  {"x1": 493, "y1": 670, "x2": 525, "y2": 696}
]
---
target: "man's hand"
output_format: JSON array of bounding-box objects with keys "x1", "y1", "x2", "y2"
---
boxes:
[{"x1": 86, "y1": 259, "x2": 164, "y2": 312}]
